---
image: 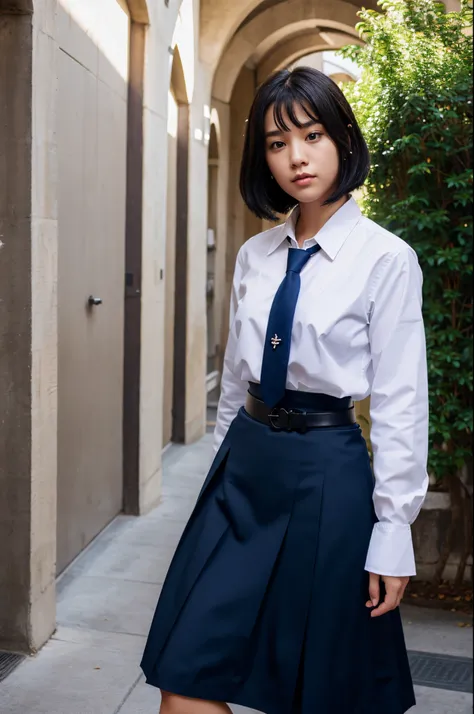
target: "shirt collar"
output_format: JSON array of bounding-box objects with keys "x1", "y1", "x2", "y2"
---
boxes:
[{"x1": 266, "y1": 195, "x2": 362, "y2": 261}]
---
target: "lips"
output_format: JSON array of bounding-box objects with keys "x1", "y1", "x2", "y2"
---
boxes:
[
  {"x1": 292, "y1": 174, "x2": 316, "y2": 186},
  {"x1": 292, "y1": 173, "x2": 315, "y2": 182}
]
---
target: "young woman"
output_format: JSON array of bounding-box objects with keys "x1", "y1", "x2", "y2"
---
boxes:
[{"x1": 141, "y1": 66, "x2": 429, "y2": 714}]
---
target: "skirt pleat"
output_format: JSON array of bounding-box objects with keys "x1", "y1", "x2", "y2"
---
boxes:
[{"x1": 141, "y1": 407, "x2": 416, "y2": 714}]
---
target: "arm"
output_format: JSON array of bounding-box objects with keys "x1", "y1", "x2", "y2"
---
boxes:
[
  {"x1": 365, "y1": 247, "x2": 429, "y2": 578},
  {"x1": 212, "y1": 248, "x2": 249, "y2": 454}
]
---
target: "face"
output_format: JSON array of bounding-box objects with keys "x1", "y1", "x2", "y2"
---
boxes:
[{"x1": 264, "y1": 102, "x2": 341, "y2": 204}]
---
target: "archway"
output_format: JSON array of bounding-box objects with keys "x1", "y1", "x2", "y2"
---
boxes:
[
  {"x1": 292, "y1": 50, "x2": 359, "y2": 83},
  {"x1": 213, "y1": 0, "x2": 364, "y2": 103},
  {"x1": 205, "y1": 106, "x2": 233, "y2": 427},
  {"x1": 123, "y1": 0, "x2": 150, "y2": 513},
  {"x1": 162, "y1": 46, "x2": 191, "y2": 447},
  {"x1": 201, "y1": 0, "x2": 269, "y2": 71},
  {"x1": 201, "y1": 0, "x2": 379, "y2": 73},
  {"x1": 206, "y1": 121, "x2": 220, "y2": 405},
  {"x1": 257, "y1": 33, "x2": 363, "y2": 83}
]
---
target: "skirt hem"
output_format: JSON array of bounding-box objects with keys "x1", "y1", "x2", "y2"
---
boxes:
[{"x1": 143, "y1": 673, "x2": 417, "y2": 714}]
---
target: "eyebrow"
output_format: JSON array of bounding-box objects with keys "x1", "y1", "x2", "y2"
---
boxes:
[{"x1": 265, "y1": 119, "x2": 322, "y2": 138}]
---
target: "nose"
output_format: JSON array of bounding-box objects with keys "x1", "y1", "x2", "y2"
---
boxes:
[{"x1": 289, "y1": 140, "x2": 308, "y2": 169}]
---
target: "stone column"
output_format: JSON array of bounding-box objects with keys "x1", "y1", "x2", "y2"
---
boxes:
[
  {"x1": 210, "y1": 99, "x2": 231, "y2": 377},
  {"x1": 0, "y1": 0, "x2": 58, "y2": 653},
  {"x1": 183, "y1": 65, "x2": 210, "y2": 444}
]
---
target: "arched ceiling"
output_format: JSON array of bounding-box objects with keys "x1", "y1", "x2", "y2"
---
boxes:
[
  {"x1": 237, "y1": 0, "x2": 288, "y2": 32},
  {"x1": 200, "y1": 0, "x2": 379, "y2": 72},
  {"x1": 235, "y1": 0, "x2": 382, "y2": 33},
  {"x1": 212, "y1": 0, "x2": 364, "y2": 103},
  {"x1": 256, "y1": 30, "x2": 363, "y2": 85},
  {"x1": 200, "y1": 0, "x2": 266, "y2": 71},
  {"x1": 249, "y1": 23, "x2": 356, "y2": 67}
]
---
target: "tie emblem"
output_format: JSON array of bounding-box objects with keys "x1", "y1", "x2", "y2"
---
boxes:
[{"x1": 271, "y1": 334, "x2": 282, "y2": 350}]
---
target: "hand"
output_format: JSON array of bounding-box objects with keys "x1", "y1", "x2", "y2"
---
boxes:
[{"x1": 366, "y1": 572, "x2": 409, "y2": 618}]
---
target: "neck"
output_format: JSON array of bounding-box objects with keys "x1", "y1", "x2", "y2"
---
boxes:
[{"x1": 295, "y1": 194, "x2": 350, "y2": 248}]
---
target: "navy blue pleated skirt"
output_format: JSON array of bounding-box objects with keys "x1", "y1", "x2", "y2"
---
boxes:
[{"x1": 141, "y1": 387, "x2": 415, "y2": 714}]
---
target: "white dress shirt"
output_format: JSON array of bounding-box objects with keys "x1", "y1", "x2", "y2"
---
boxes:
[{"x1": 213, "y1": 195, "x2": 429, "y2": 577}]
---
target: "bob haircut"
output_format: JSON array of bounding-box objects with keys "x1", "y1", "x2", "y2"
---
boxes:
[{"x1": 240, "y1": 66, "x2": 371, "y2": 221}]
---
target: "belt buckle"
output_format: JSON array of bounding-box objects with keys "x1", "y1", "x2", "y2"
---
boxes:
[
  {"x1": 268, "y1": 407, "x2": 306, "y2": 433},
  {"x1": 268, "y1": 407, "x2": 287, "y2": 431}
]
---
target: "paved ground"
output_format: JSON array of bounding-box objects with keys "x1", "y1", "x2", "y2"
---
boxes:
[{"x1": 0, "y1": 433, "x2": 472, "y2": 714}]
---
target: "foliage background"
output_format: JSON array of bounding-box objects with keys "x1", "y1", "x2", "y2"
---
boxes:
[{"x1": 338, "y1": 0, "x2": 473, "y2": 582}]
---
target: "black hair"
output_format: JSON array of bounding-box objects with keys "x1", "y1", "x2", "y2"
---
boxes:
[{"x1": 239, "y1": 66, "x2": 370, "y2": 221}]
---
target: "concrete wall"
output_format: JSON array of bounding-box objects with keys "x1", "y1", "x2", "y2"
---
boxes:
[
  {"x1": 0, "y1": 8, "x2": 36, "y2": 655},
  {"x1": 0, "y1": 0, "x2": 58, "y2": 653}
]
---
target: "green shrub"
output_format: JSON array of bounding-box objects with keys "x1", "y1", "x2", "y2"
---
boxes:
[{"x1": 338, "y1": 0, "x2": 473, "y2": 583}]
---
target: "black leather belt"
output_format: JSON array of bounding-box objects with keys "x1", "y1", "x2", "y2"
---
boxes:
[{"x1": 245, "y1": 392, "x2": 356, "y2": 432}]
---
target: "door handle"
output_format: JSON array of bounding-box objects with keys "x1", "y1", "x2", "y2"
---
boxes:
[{"x1": 88, "y1": 296, "x2": 103, "y2": 306}]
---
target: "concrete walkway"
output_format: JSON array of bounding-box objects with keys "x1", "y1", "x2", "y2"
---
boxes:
[{"x1": 0, "y1": 434, "x2": 472, "y2": 714}]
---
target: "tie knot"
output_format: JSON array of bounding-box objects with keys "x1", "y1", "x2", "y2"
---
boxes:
[{"x1": 286, "y1": 243, "x2": 321, "y2": 274}]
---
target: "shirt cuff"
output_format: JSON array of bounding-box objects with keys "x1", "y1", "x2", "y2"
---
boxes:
[{"x1": 364, "y1": 522, "x2": 416, "y2": 577}]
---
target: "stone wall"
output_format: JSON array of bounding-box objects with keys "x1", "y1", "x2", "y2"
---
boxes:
[{"x1": 413, "y1": 490, "x2": 473, "y2": 583}]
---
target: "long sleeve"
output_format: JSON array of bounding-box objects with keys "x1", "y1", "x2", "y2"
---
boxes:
[
  {"x1": 212, "y1": 247, "x2": 249, "y2": 454},
  {"x1": 365, "y1": 247, "x2": 429, "y2": 577}
]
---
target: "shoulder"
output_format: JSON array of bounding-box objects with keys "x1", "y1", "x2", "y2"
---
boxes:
[
  {"x1": 236, "y1": 223, "x2": 284, "y2": 266},
  {"x1": 355, "y1": 216, "x2": 423, "y2": 304},
  {"x1": 355, "y1": 214, "x2": 423, "y2": 293},
  {"x1": 357, "y1": 215, "x2": 419, "y2": 265}
]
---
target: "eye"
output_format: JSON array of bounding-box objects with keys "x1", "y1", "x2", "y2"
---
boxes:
[
  {"x1": 307, "y1": 132, "x2": 322, "y2": 141},
  {"x1": 269, "y1": 141, "x2": 285, "y2": 150}
]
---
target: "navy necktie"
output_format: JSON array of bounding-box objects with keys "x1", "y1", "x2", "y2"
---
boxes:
[{"x1": 260, "y1": 240, "x2": 322, "y2": 408}]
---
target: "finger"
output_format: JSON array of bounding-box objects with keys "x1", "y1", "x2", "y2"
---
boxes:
[
  {"x1": 371, "y1": 602, "x2": 390, "y2": 618},
  {"x1": 368, "y1": 572, "x2": 380, "y2": 607},
  {"x1": 371, "y1": 591, "x2": 399, "y2": 618},
  {"x1": 384, "y1": 580, "x2": 404, "y2": 605}
]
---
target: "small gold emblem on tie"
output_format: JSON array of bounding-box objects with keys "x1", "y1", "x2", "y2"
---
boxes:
[{"x1": 271, "y1": 334, "x2": 282, "y2": 350}]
